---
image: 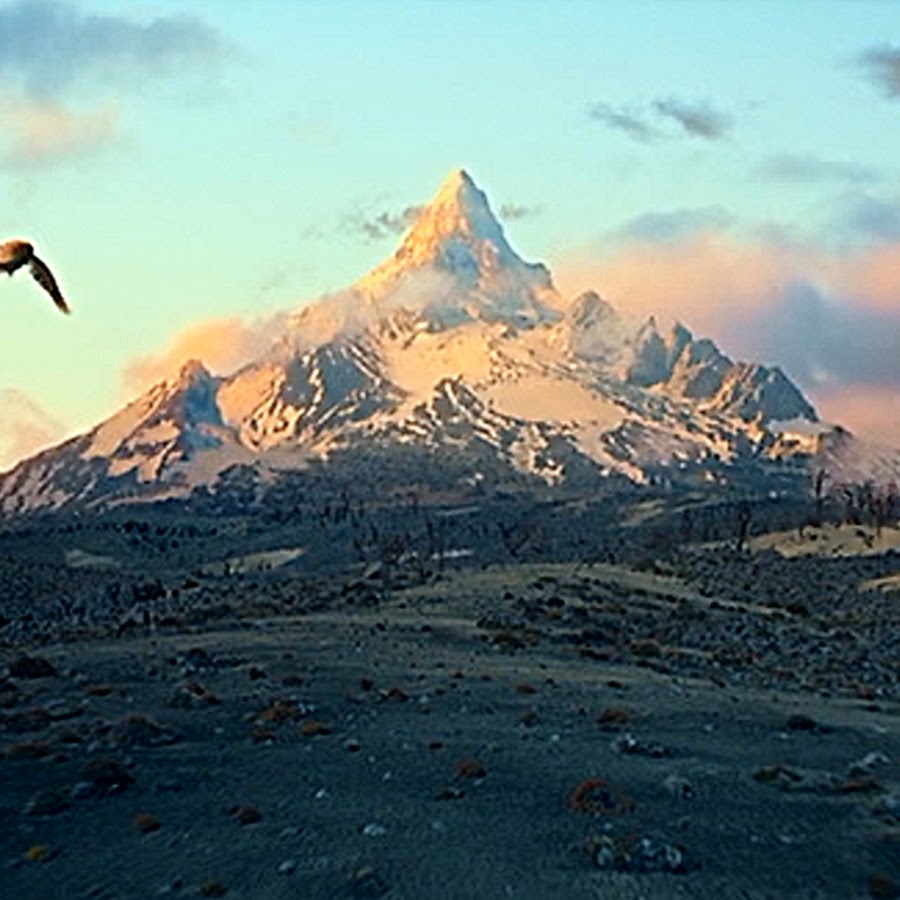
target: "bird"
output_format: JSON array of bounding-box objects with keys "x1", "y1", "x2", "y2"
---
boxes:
[{"x1": 0, "y1": 239, "x2": 70, "y2": 314}]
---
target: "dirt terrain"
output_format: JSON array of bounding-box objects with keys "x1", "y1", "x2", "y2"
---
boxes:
[{"x1": 2, "y1": 541, "x2": 900, "y2": 899}]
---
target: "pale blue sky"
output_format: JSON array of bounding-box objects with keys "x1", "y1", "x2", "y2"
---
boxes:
[{"x1": 1, "y1": 0, "x2": 899, "y2": 464}]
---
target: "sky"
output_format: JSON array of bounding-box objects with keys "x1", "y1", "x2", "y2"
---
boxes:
[{"x1": 1, "y1": 0, "x2": 899, "y2": 468}]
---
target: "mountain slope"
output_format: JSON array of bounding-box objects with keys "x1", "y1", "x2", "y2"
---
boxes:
[{"x1": 0, "y1": 168, "x2": 867, "y2": 516}]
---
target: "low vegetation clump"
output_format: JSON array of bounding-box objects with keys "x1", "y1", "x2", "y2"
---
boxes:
[{"x1": 568, "y1": 777, "x2": 635, "y2": 816}]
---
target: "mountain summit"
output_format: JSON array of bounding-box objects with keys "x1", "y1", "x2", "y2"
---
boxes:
[
  {"x1": 352, "y1": 168, "x2": 560, "y2": 329},
  {"x1": 0, "y1": 170, "x2": 849, "y2": 515}
]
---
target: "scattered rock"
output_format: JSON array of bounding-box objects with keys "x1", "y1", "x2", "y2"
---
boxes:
[
  {"x1": 751, "y1": 764, "x2": 872, "y2": 795},
  {"x1": 612, "y1": 732, "x2": 672, "y2": 758},
  {"x1": 588, "y1": 833, "x2": 689, "y2": 874},
  {"x1": 79, "y1": 755, "x2": 135, "y2": 795},
  {"x1": 24, "y1": 844, "x2": 54, "y2": 862},
  {"x1": 169, "y1": 682, "x2": 221, "y2": 708},
  {"x1": 110, "y1": 714, "x2": 181, "y2": 748},
  {"x1": 299, "y1": 720, "x2": 332, "y2": 737},
  {"x1": 176, "y1": 647, "x2": 216, "y2": 672},
  {"x1": 596, "y1": 707, "x2": 631, "y2": 731},
  {"x1": 361, "y1": 822, "x2": 387, "y2": 837},
  {"x1": 230, "y1": 804, "x2": 262, "y2": 825},
  {"x1": 9, "y1": 655, "x2": 56, "y2": 679},
  {"x1": 23, "y1": 789, "x2": 71, "y2": 816},
  {"x1": 434, "y1": 786, "x2": 465, "y2": 801},
  {"x1": 277, "y1": 859, "x2": 297, "y2": 875},
  {"x1": 785, "y1": 713, "x2": 818, "y2": 732},
  {"x1": 349, "y1": 866, "x2": 388, "y2": 898},
  {"x1": 849, "y1": 752, "x2": 891, "y2": 777},
  {"x1": 873, "y1": 793, "x2": 900, "y2": 822},
  {"x1": 134, "y1": 812, "x2": 162, "y2": 834},
  {"x1": 84, "y1": 684, "x2": 114, "y2": 697},
  {"x1": 382, "y1": 687, "x2": 409, "y2": 702},
  {"x1": 663, "y1": 775, "x2": 696, "y2": 799},
  {"x1": 256, "y1": 699, "x2": 306, "y2": 724},
  {"x1": 455, "y1": 759, "x2": 487, "y2": 780}
]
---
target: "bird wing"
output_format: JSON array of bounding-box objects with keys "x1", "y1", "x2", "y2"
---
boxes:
[{"x1": 29, "y1": 256, "x2": 70, "y2": 314}]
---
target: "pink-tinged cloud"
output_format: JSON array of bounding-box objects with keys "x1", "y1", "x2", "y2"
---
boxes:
[
  {"x1": 554, "y1": 230, "x2": 900, "y2": 438},
  {"x1": 0, "y1": 88, "x2": 121, "y2": 168},
  {"x1": 122, "y1": 314, "x2": 288, "y2": 393},
  {"x1": 555, "y1": 233, "x2": 809, "y2": 335},
  {"x1": 0, "y1": 388, "x2": 66, "y2": 470},
  {"x1": 812, "y1": 384, "x2": 900, "y2": 446},
  {"x1": 831, "y1": 243, "x2": 900, "y2": 312}
]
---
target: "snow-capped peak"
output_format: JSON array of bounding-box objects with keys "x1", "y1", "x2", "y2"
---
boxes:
[{"x1": 351, "y1": 168, "x2": 561, "y2": 328}]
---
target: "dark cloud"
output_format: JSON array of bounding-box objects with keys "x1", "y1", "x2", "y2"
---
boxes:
[
  {"x1": 741, "y1": 281, "x2": 900, "y2": 391},
  {"x1": 652, "y1": 97, "x2": 731, "y2": 140},
  {"x1": 346, "y1": 205, "x2": 423, "y2": 241},
  {"x1": 858, "y1": 44, "x2": 900, "y2": 98},
  {"x1": 0, "y1": 1, "x2": 230, "y2": 96},
  {"x1": 757, "y1": 154, "x2": 880, "y2": 185},
  {"x1": 616, "y1": 206, "x2": 734, "y2": 242},
  {"x1": 498, "y1": 203, "x2": 541, "y2": 222},
  {"x1": 840, "y1": 194, "x2": 900, "y2": 242},
  {"x1": 587, "y1": 102, "x2": 656, "y2": 142}
]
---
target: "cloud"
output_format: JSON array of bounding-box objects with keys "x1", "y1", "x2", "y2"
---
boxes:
[
  {"x1": 122, "y1": 314, "x2": 289, "y2": 393},
  {"x1": 652, "y1": 97, "x2": 731, "y2": 140},
  {"x1": 0, "y1": 1, "x2": 230, "y2": 96},
  {"x1": 756, "y1": 154, "x2": 880, "y2": 185},
  {"x1": 498, "y1": 203, "x2": 541, "y2": 222},
  {"x1": 555, "y1": 229, "x2": 900, "y2": 442},
  {"x1": 616, "y1": 206, "x2": 734, "y2": 242},
  {"x1": 589, "y1": 96, "x2": 732, "y2": 142},
  {"x1": 838, "y1": 194, "x2": 900, "y2": 242},
  {"x1": 858, "y1": 44, "x2": 900, "y2": 99},
  {"x1": 811, "y1": 383, "x2": 900, "y2": 446},
  {"x1": 0, "y1": 388, "x2": 65, "y2": 470},
  {"x1": 346, "y1": 205, "x2": 423, "y2": 241},
  {"x1": 587, "y1": 101, "x2": 656, "y2": 141},
  {"x1": 0, "y1": 86, "x2": 121, "y2": 168}
]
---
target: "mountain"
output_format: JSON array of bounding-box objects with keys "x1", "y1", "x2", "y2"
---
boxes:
[{"x1": 0, "y1": 169, "x2": 865, "y2": 515}]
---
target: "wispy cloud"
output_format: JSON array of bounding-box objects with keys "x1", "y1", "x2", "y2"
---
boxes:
[
  {"x1": 0, "y1": 2, "x2": 230, "y2": 170},
  {"x1": 0, "y1": 0, "x2": 230, "y2": 96},
  {"x1": 346, "y1": 205, "x2": 424, "y2": 241},
  {"x1": 839, "y1": 193, "x2": 900, "y2": 242},
  {"x1": 0, "y1": 87, "x2": 121, "y2": 168},
  {"x1": 589, "y1": 96, "x2": 732, "y2": 142},
  {"x1": 0, "y1": 388, "x2": 65, "y2": 470},
  {"x1": 122, "y1": 313, "x2": 290, "y2": 394},
  {"x1": 587, "y1": 101, "x2": 656, "y2": 142},
  {"x1": 858, "y1": 44, "x2": 900, "y2": 99},
  {"x1": 498, "y1": 203, "x2": 542, "y2": 222},
  {"x1": 616, "y1": 206, "x2": 734, "y2": 242},
  {"x1": 652, "y1": 97, "x2": 731, "y2": 140},
  {"x1": 756, "y1": 154, "x2": 880, "y2": 185}
]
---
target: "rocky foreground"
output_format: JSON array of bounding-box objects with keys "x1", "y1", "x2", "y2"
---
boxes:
[{"x1": 2, "y1": 539, "x2": 900, "y2": 899}]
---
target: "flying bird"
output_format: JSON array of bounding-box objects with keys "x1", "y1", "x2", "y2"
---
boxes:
[{"x1": 0, "y1": 239, "x2": 70, "y2": 314}]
